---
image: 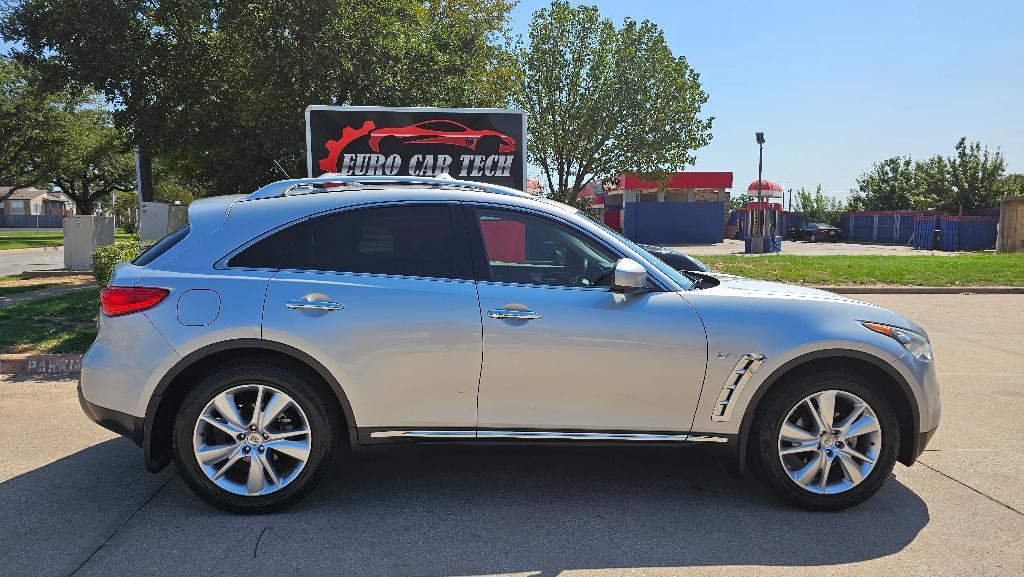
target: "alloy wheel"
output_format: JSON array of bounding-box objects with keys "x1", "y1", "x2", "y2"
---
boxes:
[
  {"x1": 777, "y1": 389, "x2": 882, "y2": 494},
  {"x1": 192, "y1": 384, "x2": 312, "y2": 497}
]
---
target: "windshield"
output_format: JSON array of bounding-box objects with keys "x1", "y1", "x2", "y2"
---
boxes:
[{"x1": 575, "y1": 211, "x2": 695, "y2": 291}]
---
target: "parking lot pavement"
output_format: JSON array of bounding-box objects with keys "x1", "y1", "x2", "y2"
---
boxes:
[
  {"x1": 669, "y1": 238, "x2": 949, "y2": 256},
  {"x1": 1, "y1": 294, "x2": 1022, "y2": 577}
]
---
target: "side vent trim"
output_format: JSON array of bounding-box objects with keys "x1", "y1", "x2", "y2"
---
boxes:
[{"x1": 711, "y1": 354, "x2": 767, "y2": 422}]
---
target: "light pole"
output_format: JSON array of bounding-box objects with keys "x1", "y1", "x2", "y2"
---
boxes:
[
  {"x1": 755, "y1": 131, "x2": 765, "y2": 212},
  {"x1": 755, "y1": 132, "x2": 765, "y2": 241}
]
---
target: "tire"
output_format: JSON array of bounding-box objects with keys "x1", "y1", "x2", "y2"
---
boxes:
[
  {"x1": 172, "y1": 362, "x2": 335, "y2": 514},
  {"x1": 752, "y1": 369, "x2": 900, "y2": 511}
]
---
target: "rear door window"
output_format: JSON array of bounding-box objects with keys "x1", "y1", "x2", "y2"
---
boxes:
[{"x1": 311, "y1": 204, "x2": 470, "y2": 280}]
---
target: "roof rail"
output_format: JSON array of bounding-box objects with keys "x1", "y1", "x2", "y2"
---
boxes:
[{"x1": 244, "y1": 174, "x2": 533, "y2": 201}]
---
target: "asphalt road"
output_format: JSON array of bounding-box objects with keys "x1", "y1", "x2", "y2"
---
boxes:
[
  {"x1": 0, "y1": 246, "x2": 65, "y2": 276},
  {"x1": 1, "y1": 294, "x2": 1022, "y2": 577}
]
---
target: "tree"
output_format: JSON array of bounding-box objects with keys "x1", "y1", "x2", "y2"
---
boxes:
[
  {"x1": 516, "y1": 1, "x2": 712, "y2": 208},
  {"x1": 793, "y1": 185, "x2": 845, "y2": 225},
  {"x1": 946, "y1": 137, "x2": 1006, "y2": 213},
  {"x1": 0, "y1": 58, "x2": 67, "y2": 201},
  {"x1": 47, "y1": 104, "x2": 136, "y2": 215},
  {"x1": 728, "y1": 193, "x2": 755, "y2": 212},
  {"x1": 3, "y1": 0, "x2": 518, "y2": 197},
  {"x1": 999, "y1": 173, "x2": 1024, "y2": 198},
  {"x1": 850, "y1": 156, "x2": 917, "y2": 211},
  {"x1": 912, "y1": 155, "x2": 952, "y2": 210}
]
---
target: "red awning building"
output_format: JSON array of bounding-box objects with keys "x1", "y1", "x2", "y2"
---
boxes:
[{"x1": 580, "y1": 171, "x2": 734, "y2": 244}]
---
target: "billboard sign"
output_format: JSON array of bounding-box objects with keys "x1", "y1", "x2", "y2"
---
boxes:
[{"x1": 306, "y1": 106, "x2": 526, "y2": 191}]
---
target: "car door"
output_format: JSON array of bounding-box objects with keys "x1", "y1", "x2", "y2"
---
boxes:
[
  {"x1": 468, "y1": 205, "x2": 708, "y2": 435},
  {"x1": 260, "y1": 203, "x2": 483, "y2": 435}
]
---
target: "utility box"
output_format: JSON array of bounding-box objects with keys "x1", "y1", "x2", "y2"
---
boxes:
[
  {"x1": 63, "y1": 215, "x2": 114, "y2": 271},
  {"x1": 140, "y1": 202, "x2": 188, "y2": 242},
  {"x1": 996, "y1": 196, "x2": 1024, "y2": 252}
]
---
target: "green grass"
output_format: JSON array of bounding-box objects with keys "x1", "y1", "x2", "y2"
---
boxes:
[
  {"x1": 701, "y1": 253, "x2": 1024, "y2": 286},
  {"x1": 0, "y1": 283, "x2": 58, "y2": 297},
  {"x1": 0, "y1": 230, "x2": 64, "y2": 250},
  {"x1": 0, "y1": 229, "x2": 135, "y2": 250},
  {"x1": 0, "y1": 289, "x2": 99, "y2": 353}
]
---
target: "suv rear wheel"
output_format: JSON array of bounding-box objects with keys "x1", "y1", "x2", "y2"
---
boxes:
[
  {"x1": 172, "y1": 363, "x2": 335, "y2": 513},
  {"x1": 753, "y1": 369, "x2": 900, "y2": 511}
]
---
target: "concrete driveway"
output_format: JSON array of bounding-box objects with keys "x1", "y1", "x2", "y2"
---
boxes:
[
  {"x1": 1, "y1": 294, "x2": 1022, "y2": 577},
  {"x1": 0, "y1": 246, "x2": 65, "y2": 276}
]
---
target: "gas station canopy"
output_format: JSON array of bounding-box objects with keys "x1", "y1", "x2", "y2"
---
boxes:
[{"x1": 747, "y1": 179, "x2": 784, "y2": 198}]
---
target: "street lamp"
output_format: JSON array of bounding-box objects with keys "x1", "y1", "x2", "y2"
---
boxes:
[{"x1": 755, "y1": 132, "x2": 765, "y2": 236}]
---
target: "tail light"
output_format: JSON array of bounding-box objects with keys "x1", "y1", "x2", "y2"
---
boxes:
[{"x1": 101, "y1": 286, "x2": 169, "y2": 317}]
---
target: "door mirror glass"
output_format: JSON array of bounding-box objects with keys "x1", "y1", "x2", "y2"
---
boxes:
[{"x1": 612, "y1": 258, "x2": 648, "y2": 292}]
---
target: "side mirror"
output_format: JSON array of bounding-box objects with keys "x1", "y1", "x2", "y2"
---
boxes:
[{"x1": 612, "y1": 258, "x2": 648, "y2": 292}]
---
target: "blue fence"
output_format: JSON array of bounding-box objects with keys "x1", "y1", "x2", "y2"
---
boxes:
[
  {"x1": 958, "y1": 218, "x2": 999, "y2": 250},
  {"x1": 912, "y1": 217, "x2": 937, "y2": 250},
  {"x1": 840, "y1": 212, "x2": 932, "y2": 244},
  {"x1": 624, "y1": 201, "x2": 725, "y2": 244},
  {"x1": 939, "y1": 219, "x2": 959, "y2": 251},
  {"x1": 0, "y1": 214, "x2": 65, "y2": 228},
  {"x1": 912, "y1": 216, "x2": 998, "y2": 251}
]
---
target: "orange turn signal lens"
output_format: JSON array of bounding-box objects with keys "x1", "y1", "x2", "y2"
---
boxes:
[{"x1": 862, "y1": 322, "x2": 896, "y2": 338}]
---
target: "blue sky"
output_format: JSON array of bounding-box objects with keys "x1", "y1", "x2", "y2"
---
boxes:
[{"x1": 509, "y1": 0, "x2": 1023, "y2": 200}]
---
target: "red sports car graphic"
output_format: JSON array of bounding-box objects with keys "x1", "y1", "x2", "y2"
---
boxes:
[{"x1": 368, "y1": 120, "x2": 516, "y2": 154}]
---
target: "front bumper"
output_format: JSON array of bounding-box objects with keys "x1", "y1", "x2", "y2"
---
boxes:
[
  {"x1": 78, "y1": 383, "x2": 144, "y2": 447},
  {"x1": 906, "y1": 425, "x2": 938, "y2": 463}
]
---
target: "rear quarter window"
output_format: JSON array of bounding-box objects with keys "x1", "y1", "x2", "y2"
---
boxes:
[
  {"x1": 227, "y1": 220, "x2": 312, "y2": 269},
  {"x1": 134, "y1": 225, "x2": 191, "y2": 266}
]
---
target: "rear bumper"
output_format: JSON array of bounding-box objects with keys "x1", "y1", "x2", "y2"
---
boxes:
[{"x1": 78, "y1": 383, "x2": 144, "y2": 447}]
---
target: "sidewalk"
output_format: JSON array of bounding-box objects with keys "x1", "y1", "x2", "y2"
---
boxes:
[{"x1": 0, "y1": 280, "x2": 97, "y2": 310}]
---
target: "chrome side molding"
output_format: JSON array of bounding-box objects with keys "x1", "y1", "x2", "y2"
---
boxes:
[
  {"x1": 369, "y1": 430, "x2": 476, "y2": 439},
  {"x1": 711, "y1": 353, "x2": 767, "y2": 422},
  {"x1": 368, "y1": 429, "x2": 729, "y2": 443}
]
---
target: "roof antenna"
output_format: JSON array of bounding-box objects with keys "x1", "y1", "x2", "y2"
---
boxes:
[{"x1": 273, "y1": 159, "x2": 292, "y2": 179}]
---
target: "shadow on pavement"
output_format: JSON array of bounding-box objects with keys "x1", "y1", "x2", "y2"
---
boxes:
[{"x1": 1, "y1": 441, "x2": 929, "y2": 577}]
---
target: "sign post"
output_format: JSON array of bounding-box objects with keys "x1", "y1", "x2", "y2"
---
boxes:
[{"x1": 305, "y1": 106, "x2": 527, "y2": 191}]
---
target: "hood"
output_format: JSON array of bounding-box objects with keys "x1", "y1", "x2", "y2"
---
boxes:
[
  {"x1": 701, "y1": 273, "x2": 863, "y2": 302},
  {"x1": 695, "y1": 273, "x2": 928, "y2": 337}
]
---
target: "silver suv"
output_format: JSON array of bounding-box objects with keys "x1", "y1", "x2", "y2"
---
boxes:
[{"x1": 79, "y1": 176, "x2": 940, "y2": 513}]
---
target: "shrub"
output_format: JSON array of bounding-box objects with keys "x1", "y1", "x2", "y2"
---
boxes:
[{"x1": 91, "y1": 240, "x2": 152, "y2": 288}]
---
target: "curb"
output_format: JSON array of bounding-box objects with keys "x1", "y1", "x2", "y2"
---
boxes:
[
  {"x1": 0, "y1": 353, "x2": 83, "y2": 375},
  {"x1": 21, "y1": 269, "x2": 90, "y2": 279},
  {"x1": 817, "y1": 286, "x2": 1024, "y2": 294},
  {"x1": 0, "y1": 245, "x2": 63, "y2": 254}
]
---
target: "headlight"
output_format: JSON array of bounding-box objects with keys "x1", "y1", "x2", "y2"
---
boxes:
[{"x1": 862, "y1": 322, "x2": 933, "y2": 362}]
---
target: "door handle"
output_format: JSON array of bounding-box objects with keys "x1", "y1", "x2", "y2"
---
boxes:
[
  {"x1": 285, "y1": 299, "x2": 344, "y2": 311},
  {"x1": 487, "y1": 308, "x2": 542, "y2": 320}
]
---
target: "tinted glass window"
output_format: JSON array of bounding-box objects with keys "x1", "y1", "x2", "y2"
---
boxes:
[
  {"x1": 474, "y1": 208, "x2": 618, "y2": 288},
  {"x1": 134, "y1": 225, "x2": 190, "y2": 266},
  {"x1": 227, "y1": 220, "x2": 311, "y2": 269},
  {"x1": 313, "y1": 205, "x2": 462, "y2": 279}
]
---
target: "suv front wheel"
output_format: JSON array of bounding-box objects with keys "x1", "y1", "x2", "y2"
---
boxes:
[
  {"x1": 172, "y1": 363, "x2": 335, "y2": 513},
  {"x1": 753, "y1": 370, "x2": 900, "y2": 511}
]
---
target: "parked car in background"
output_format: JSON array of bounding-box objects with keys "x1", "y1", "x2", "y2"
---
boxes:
[
  {"x1": 639, "y1": 244, "x2": 711, "y2": 273},
  {"x1": 788, "y1": 222, "x2": 842, "y2": 242},
  {"x1": 79, "y1": 175, "x2": 939, "y2": 514}
]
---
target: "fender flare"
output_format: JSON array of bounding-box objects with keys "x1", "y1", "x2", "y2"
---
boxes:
[{"x1": 730, "y1": 348, "x2": 921, "y2": 474}]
